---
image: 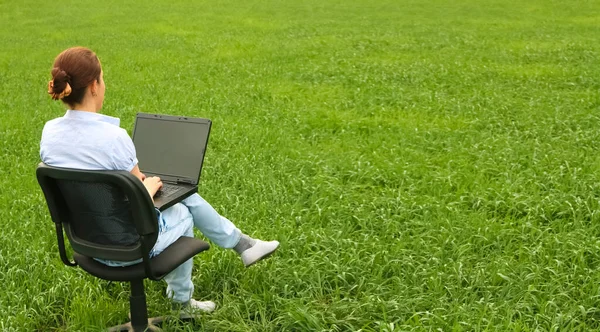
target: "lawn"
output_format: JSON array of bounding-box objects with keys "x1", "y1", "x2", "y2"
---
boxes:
[{"x1": 0, "y1": 0, "x2": 599, "y2": 330}]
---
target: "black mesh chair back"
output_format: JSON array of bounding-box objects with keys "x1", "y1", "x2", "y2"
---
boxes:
[
  {"x1": 37, "y1": 162, "x2": 158, "y2": 264},
  {"x1": 58, "y1": 180, "x2": 140, "y2": 246}
]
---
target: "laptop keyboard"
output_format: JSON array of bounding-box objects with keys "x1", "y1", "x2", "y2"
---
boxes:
[{"x1": 155, "y1": 183, "x2": 181, "y2": 198}]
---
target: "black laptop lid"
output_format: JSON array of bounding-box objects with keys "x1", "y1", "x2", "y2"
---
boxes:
[{"x1": 132, "y1": 113, "x2": 211, "y2": 185}]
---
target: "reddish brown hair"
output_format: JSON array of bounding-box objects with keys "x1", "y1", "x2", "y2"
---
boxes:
[{"x1": 49, "y1": 47, "x2": 101, "y2": 105}]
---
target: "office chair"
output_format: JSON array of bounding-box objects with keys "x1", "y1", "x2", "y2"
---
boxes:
[{"x1": 36, "y1": 163, "x2": 210, "y2": 331}]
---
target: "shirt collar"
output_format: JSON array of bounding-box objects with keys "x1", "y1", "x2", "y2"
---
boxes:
[{"x1": 64, "y1": 110, "x2": 121, "y2": 126}]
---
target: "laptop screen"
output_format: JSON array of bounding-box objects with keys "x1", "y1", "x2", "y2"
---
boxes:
[{"x1": 132, "y1": 114, "x2": 211, "y2": 185}]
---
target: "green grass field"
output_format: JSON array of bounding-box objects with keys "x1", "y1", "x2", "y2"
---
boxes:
[{"x1": 1, "y1": 0, "x2": 600, "y2": 330}]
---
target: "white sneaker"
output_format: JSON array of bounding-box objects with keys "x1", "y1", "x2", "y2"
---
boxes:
[
  {"x1": 241, "y1": 240, "x2": 280, "y2": 267},
  {"x1": 181, "y1": 299, "x2": 216, "y2": 313}
]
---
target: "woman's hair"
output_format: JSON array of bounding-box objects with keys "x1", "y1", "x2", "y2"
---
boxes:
[{"x1": 48, "y1": 47, "x2": 102, "y2": 105}]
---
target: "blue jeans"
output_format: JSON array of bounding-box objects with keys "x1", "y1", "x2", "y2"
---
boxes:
[{"x1": 101, "y1": 193, "x2": 242, "y2": 303}]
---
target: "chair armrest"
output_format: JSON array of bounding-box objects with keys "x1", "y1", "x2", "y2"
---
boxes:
[{"x1": 55, "y1": 223, "x2": 77, "y2": 267}]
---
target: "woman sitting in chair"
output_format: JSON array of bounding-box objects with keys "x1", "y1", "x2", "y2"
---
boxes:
[{"x1": 40, "y1": 46, "x2": 279, "y2": 312}]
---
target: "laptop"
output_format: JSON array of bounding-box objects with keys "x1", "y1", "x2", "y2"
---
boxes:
[{"x1": 132, "y1": 113, "x2": 212, "y2": 211}]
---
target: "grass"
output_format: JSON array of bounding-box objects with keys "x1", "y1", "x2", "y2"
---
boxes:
[{"x1": 1, "y1": 0, "x2": 600, "y2": 330}]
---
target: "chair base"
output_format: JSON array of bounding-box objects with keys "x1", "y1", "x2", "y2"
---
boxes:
[
  {"x1": 108, "y1": 313, "x2": 198, "y2": 332},
  {"x1": 108, "y1": 316, "x2": 163, "y2": 332}
]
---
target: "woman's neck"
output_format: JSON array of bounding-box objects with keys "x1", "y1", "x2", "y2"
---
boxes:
[{"x1": 70, "y1": 99, "x2": 98, "y2": 113}]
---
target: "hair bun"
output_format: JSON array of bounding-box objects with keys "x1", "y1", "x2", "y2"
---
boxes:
[{"x1": 48, "y1": 69, "x2": 72, "y2": 100}]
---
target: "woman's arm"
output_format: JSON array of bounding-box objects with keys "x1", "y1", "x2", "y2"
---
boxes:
[
  {"x1": 130, "y1": 165, "x2": 163, "y2": 198},
  {"x1": 130, "y1": 165, "x2": 146, "y2": 181}
]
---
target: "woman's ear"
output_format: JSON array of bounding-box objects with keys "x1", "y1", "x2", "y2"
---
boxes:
[{"x1": 89, "y1": 80, "x2": 98, "y2": 96}]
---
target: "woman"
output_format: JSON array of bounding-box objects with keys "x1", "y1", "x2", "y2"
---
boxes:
[{"x1": 41, "y1": 47, "x2": 279, "y2": 312}]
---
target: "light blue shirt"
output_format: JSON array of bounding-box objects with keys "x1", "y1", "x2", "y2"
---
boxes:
[{"x1": 40, "y1": 110, "x2": 138, "y2": 172}]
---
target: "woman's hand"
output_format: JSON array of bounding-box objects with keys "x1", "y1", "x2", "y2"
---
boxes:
[{"x1": 143, "y1": 176, "x2": 163, "y2": 198}]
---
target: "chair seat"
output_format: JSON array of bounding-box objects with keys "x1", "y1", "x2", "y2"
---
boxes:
[{"x1": 74, "y1": 236, "x2": 210, "y2": 281}]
